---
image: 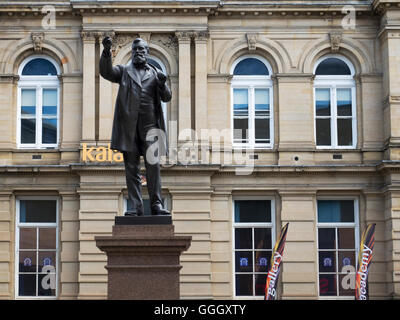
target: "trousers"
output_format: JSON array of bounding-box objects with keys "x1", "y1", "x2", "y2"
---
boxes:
[{"x1": 122, "y1": 109, "x2": 163, "y2": 214}]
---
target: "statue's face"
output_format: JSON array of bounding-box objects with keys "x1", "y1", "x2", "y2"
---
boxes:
[{"x1": 132, "y1": 40, "x2": 149, "y2": 65}]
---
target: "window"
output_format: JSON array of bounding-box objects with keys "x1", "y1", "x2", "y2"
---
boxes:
[
  {"x1": 314, "y1": 56, "x2": 356, "y2": 149},
  {"x1": 18, "y1": 56, "x2": 60, "y2": 149},
  {"x1": 233, "y1": 199, "x2": 275, "y2": 298},
  {"x1": 15, "y1": 198, "x2": 59, "y2": 298},
  {"x1": 317, "y1": 199, "x2": 359, "y2": 298},
  {"x1": 231, "y1": 56, "x2": 273, "y2": 149}
]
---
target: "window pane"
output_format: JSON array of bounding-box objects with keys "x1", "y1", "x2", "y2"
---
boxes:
[
  {"x1": 21, "y1": 89, "x2": 36, "y2": 115},
  {"x1": 235, "y1": 274, "x2": 253, "y2": 296},
  {"x1": 255, "y1": 273, "x2": 267, "y2": 296},
  {"x1": 319, "y1": 274, "x2": 337, "y2": 296},
  {"x1": 235, "y1": 251, "x2": 253, "y2": 272},
  {"x1": 20, "y1": 200, "x2": 57, "y2": 223},
  {"x1": 255, "y1": 89, "x2": 269, "y2": 116},
  {"x1": 233, "y1": 89, "x2": 248, "y2": 115},
  {"x1": 337, "y1": 89, "x2": 352, "y2": 116},
  {"x1": 338, "y1": 251, "x2": 355, "y2": 271},
  {"x1": 315, "y1": 89, "x2": 331, "y2": 116},
  {"x1": 19, "y1": 251, "x2": 36, "y2": 272},
  {"x1": 319, "y1": 251, "x2": 336, "y2": 272},
  {"x1": 22, "y1": 58, "x2": 57, "y2": 76},
  {"x1": 255, "y1": 118, "x2": 270, "y2": 143},
  {"x1": 233, "y1": 119, "x2": 249, "y2": 143},
  {"x1": 318, "y1": 228, "x2": 336, "y2": 249},
  {"x1": 339, "y1": 273, "x2": 355, "y2": 296},
  {"x1": 42, "y1": 89, "x2": 57, "y2": 115},
  {"x1": 254, "y1": 228, "x2": 272, "y2": 249},
  {"x1": 315, "y1": 58, "x2": 351, "y2": 76},
  {"x1": 19, "y1": 228, "x2": 36, "y2": 250},
  {"x1": 255, "y1": 251, "x2": 271, "y2": 273},
  {"x1": 317, "y1": 200, "x2": 354, "y2": 223},
  {"x1": 39, "y1": 252, "x2": 56, "y2": 272},
  {"x1": 316, "y1": 119, "x2": 331, "y2": 146},
  {"x1": 38, "y1": 273, "x2": 56, "y2": 296},
  {"x1": 235, "y1": 228, "x2": 252, "y2": 249},
  {"x1": 21, "y1": 119, "x2": 36, "y2": 144},
  {"x1": 19, "y1": 274, "x2": 36, "y2": 296},
  {"x1": 42, "y1": 118, "x2": 57, "y2": 144},
  {"x1": 337, "y1": 119, "x2": 353, "y2": 146},
  {"x1": 234, "y1": 200, "x2": 271, "y2": 223},
  {"x1": 338, "y1": 228, "x2": 355, "y2": 249},
  {"x1": 233, "y1": 58, "x2": 269, "y2": 76},
  {"x1": 39, "y1": 228, "x2": 56, "y2": 249}
]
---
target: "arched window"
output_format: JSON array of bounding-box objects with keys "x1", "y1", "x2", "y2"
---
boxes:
[
  {"x1": 230, "y1": 56, "x2": 273, "y2": 148},
  {"x1": 18, "y1": 56, "x2": 60, "y2": 149},
  {"x1": 313, "y1": 55, "x2": 356, "y2": 148}
]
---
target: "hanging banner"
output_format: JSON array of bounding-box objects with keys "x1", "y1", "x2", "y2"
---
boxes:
[
  {"x1": 265, "y1": 223, "x2": 289, "y2": 300},
  {"x1": 355, "y1": 223, "x2": 376, "y2": 300}
]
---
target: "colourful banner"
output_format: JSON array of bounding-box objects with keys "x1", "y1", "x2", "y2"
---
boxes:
[
  {"x1": 265, "y1": 223, "x2": 289, "y2": 300},
  {"x1": 355, "y1": 223, "x2": 376, "y2": 300}
]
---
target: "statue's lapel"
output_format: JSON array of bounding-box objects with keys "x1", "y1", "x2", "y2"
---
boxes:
[{"x1": 141, "y1": 65, "x2": 152, "y2": 82}]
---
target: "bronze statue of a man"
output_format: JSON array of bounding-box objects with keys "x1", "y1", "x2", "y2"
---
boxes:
[{"x1": 99, "y1": 36, "x2": 171, "y2": 216}]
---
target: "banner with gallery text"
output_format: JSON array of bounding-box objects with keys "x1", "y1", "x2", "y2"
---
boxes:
[
  {"x1": 355, "y1": 223, "x2": 376, "y2": 300},
  {"x1": 265, "y1": 223, "x2": 289, "y2": 300}
]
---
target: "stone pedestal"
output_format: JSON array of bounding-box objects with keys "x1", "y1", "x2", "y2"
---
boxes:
[{"x1": 95, "y1": 216, "x2": 192, "y2": 300}]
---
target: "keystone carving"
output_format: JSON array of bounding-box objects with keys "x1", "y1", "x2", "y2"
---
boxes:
[
  {"x1": 31, "y1": 32, "x2": 45, "y2": 52},
  {"x1": 246, "y1": 33, "x2": 257, "y2": 51},
  {"x1": 329, "y1": 32, "x2": 342, "y2": 52}
]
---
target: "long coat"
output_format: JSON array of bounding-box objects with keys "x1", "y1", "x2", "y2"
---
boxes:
[{"x1": 99, "y1": 52, "x2": 171, "y2": 153}]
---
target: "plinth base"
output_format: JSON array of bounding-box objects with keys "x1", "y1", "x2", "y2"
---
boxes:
[{"x1": 95, "y1": 216, "x2": 191, "y2": 300}]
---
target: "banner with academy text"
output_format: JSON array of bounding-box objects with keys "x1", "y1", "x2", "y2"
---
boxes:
[
  {"x1": 265, "y1": 223, "x2": 289, "y2": 300},
  {"x1": 355, "y1": 223, "x2": 376, "y2": 300}
]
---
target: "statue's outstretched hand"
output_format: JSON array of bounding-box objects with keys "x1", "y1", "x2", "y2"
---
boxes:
[{"x1": 102, "y1": 36, "x2": 113, "y2": 51}]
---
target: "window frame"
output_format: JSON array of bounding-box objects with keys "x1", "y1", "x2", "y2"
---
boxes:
[
  {"x1": 232, "y1": 196, "x2": 276, "y2": 300},
  {"x1": 313, "y1": 55, "x2": 357, "y2": 150},
  {"x1": 230, "y1": 55, "x2": 274, "y2": 150},
  {"x1": 316, "y1": 197, "x2": 360, "y2": 300},
  {"x1": 15, "y1": 196, "x2": 59, "y2": 300},
  {"x1": 17, "y1": 56, "x2": 60, "y2": 150}
]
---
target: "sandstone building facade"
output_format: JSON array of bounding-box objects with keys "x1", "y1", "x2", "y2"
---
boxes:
[{"x1": 0, "y1": 0, "x2": 399, "y2": 299}]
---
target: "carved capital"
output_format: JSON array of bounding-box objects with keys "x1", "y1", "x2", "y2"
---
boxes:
[
  {"x1": 193, "y1": 31, "x2": 209, "y2": 42},
  {"x1": 31, "y1": 32, "x2": 44, "y2": 52},
  {"x1": 98, "y1": 31, "x2": 116, "y2": 42},
  {"x1": 175, "y1": 31, "x2": 192, "y2": 42},
  {"x1": 329, "y1": 32, "x2": 342, "y2": 53},
  {"x1": 80, "y1": 31, "x2": 96, "y2": 42},
  {"x1": 246, "y1": 33, "x2": 257, "y2": 51}
]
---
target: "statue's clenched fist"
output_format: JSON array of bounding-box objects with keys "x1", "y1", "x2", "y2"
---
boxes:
[
  {"x1": 156, "y1": 71, "x2": 167, "y2": 86},
  {"x1": 102, "y1": 36, "x2": 112, "y2": 51}
]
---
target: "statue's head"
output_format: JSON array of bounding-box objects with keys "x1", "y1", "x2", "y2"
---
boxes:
[{"x1": 132, "y1": 38, "x2": 149, "y2": 67}]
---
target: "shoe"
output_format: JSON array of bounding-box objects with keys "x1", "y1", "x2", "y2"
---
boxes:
[
  {"x1": 151, "y1": 207, "x2": 171, "y2": 216},
  {"x1": 125, "y1": 210, "x2": 144, "y2": 217}
]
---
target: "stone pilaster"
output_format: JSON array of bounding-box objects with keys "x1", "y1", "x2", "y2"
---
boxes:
[{"x1": 81, "y1": 31, "x2": 97, "y2": 145}]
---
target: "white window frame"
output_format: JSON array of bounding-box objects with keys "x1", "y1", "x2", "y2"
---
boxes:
[
  {"x1": 232, "y1": 196, "x2": 276, "y2": 300},
  {"x1": 316, "y1": 197, "x2": 360, "y2": 300},
  {"x1": 313, "y1": 55, "x2": 357, "y2": 149},
  {"x1": 230, "y1": 55, "x2": 274, "y2": 150},
  {"x1": 15, "y1": 196, "x2": 59, "y2": 300},
  {"x1": 17, "y1": 55, "x2": 60, "y2": 149}
]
